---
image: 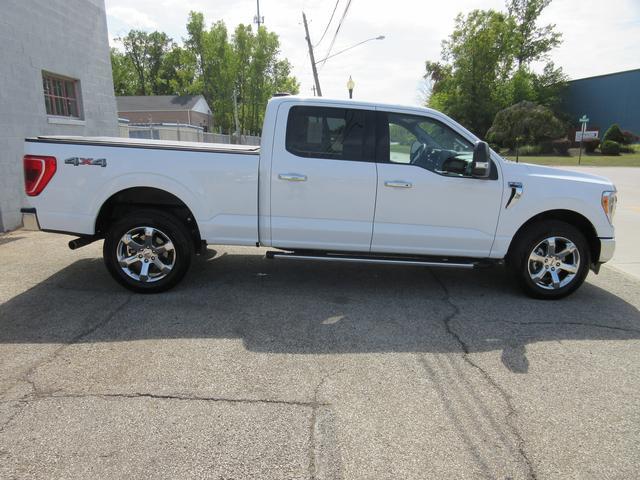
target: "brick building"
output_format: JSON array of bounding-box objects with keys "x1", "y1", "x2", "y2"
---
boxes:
[
  {"x1": 0, "y1": 0, "x2": 118, "y2": 232},
  {"x1": 116, "y1": 95, "x2": 213, "y2": 132}
]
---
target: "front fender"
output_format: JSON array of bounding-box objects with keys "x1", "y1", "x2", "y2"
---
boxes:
[{"x1": 491, "y1": 195, "x2": 612, "y2": 259}]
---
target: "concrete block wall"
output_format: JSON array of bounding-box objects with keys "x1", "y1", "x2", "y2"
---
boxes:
[{"x1": 0, "y1": 0, "x2": 118, "y2": 231}]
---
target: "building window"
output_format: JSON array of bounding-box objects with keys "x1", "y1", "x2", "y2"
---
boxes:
[{"x1": 42, "y1": 72, "x2": 81, "y2": 118}]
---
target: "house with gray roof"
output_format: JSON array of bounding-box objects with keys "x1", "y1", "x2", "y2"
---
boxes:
[{"x1": 117, "y1": 95, "x2": 213, "y2": 132}]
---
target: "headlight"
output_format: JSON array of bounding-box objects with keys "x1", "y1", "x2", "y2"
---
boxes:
[{"x1": 601, "y1": 191, "x2": 617, "y2": 225}]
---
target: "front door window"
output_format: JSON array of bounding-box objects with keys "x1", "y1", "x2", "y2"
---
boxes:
[{"x1": 387, "y1": 113, "x2": 475, "y2": 176}]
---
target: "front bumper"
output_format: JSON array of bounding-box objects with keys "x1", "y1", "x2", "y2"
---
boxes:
[
  {"x1": 599, "y1": 238, "x2": 615, "y2": 263},
  {"x1": 21, "y1": 208, "x2": 40, "y2": 231}
]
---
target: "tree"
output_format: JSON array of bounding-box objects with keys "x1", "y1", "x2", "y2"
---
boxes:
[
  {"x1": 117, "y1": 30, "x2": 172, "y2": 95},
  {"x1": 111, "y1": 12, "x2": 299, "y2": 134},
  {"x1": 426, "y1": 10, "x2": 515, "y2": 135},
  {"x1": 506, "y1": 0, "x2": 562, "y2": 67},
  {"x1": 486, "y1": 101, "x2": 565, "y2": 149},
  {"x1": 232, "y1": 24, "x2": 254, "y2": 133},
  {"x1": 110, "y1": 48, "x2": 137, "y2": 96},
  {"x1": 424, "y1": 0, "x2": 565, "y2": 136},
  {"x1": 183, "y1": 13, "x2": 298, "y2": 133},
  {"x1": 159, "y1": 46, "x2": 201, "y2": 95}
]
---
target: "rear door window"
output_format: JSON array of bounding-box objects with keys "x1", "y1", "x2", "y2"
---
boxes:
[{"x1": 285, "y1": 106, "x2": 370, "y2": 161}]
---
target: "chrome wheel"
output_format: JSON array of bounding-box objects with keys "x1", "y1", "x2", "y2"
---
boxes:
[
  {"x1": 528, "y1": 236, "x2": 580, "y2": 290},
  {"x1": 116, "y1": 226, "x2": 176, "y2": 283}
]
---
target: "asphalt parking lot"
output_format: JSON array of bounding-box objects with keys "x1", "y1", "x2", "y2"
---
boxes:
[{"x1": 1, "y1": 167, "x2": 639, "y2": 479}]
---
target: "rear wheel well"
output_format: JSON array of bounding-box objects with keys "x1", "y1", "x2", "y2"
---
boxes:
[
  {"x1": 507, "y1": 210, "x2": 600, "y2": 264},
  {"x1": 95, "y1": 187, "x2": 203, "y2": 252}
]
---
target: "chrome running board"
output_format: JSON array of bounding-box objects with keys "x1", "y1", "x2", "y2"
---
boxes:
[{"x1": 266, "y1": 251, "x2": 476, "y2": 269}]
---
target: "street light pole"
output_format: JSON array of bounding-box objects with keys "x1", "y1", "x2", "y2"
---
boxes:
[
  {"x1": 302, "y1": 12, "x2": 322, "y2": 97},
  {"x1": 347, "y1": 76, "x2": 355, "y2": 99}
]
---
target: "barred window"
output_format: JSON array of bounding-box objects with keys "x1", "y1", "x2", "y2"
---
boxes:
[{"x1": 42, "y1": 72, "x2": 81, "y2": 118}]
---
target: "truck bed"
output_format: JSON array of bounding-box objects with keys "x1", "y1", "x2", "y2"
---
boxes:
[{"x1": 26, "y1": 136, "x2": 260, "y2": 155}]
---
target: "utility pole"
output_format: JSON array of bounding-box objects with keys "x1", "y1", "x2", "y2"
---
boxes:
[
  {"x1": 302, "y1": 12, "x2": 322, "y2": 97},
  {"x1": 254, "y1": 0, "x2": 264, "y2": 27},
  {"x1": 233, "y1": 89, "x2": 240, "y2": 143}
]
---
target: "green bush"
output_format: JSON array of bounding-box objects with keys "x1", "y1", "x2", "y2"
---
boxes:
[
  {"x1": 619, "y1": 144, "x2": 634, "y2": 153},
  {"x1": 517, "y1": 144, "x2": 542, "y2": 156},
  {"x1": 552, "y1": 138, "x2": 571, "y2": 155},
  {"x1": 486, "y1": 101, "x2": 566, "y2": 149},
  {"x1": 600, "y1": 140, "x2": 620, "y2": 155},
  {"x1": 622, "y1": 130, "x2": 639, "y2": 145},
  {"x1": 583, "y1": 138, "x2": 600, "y2": 153},
  {"x1": 602, "y1": 124, "x2": 625, "y2": 144},
  {"x1": 539, "y1": 140, "x2": 554, "y2": 154}
]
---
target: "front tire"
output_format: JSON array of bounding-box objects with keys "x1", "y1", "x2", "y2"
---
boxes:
[
  {"x1": 103, "y1": 209, "x2": 193, "y2": 293},
  {"x1": 509, "y1": 220, "x2": 590, "y2": 299}
]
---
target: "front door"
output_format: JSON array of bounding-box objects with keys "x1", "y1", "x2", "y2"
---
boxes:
[
  {"x1": 270, "y1": 104, "x2": 377, "y2": 252},
  {"x1": 371, "y1": 111, "x2": 503, "y2": 257}
]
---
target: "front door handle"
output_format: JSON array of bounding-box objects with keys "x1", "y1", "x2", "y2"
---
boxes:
[
  {"x1": 278, "y1": 173, "x2": 307, "y2": 182},
  {"x1": 384, "y1": 180, "x2": 412, "y2": 188}
]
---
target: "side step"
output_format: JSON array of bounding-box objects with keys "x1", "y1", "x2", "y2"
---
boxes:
[{"x1": 266, "y1": 251, "x2": 479, "y2": 269}]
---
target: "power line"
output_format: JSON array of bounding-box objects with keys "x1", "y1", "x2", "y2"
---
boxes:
[
  {"x1": 313, "y1": 0, "x2": 340, "y2": 47},
  {"x1": 318, "y1": 0, "x2": 352, "y2": 68},
  {"x1": 314, "y1": 35, "x2": 384, "y2": 64}
]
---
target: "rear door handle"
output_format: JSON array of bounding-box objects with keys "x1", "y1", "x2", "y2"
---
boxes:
[
  {"x1": 278, "y1": 173, "x2": 307, "y2": 182},
  {"x1": 384, "y1": 180, "x2": 412, "y2": 188}
]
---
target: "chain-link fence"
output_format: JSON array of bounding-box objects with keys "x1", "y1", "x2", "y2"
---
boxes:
[
  {"x1": 202, "y1": 132, "x2": 261, "y2": 145},
  {"x1": 119, "y1": 121, "x2": 260, "y2": 146}
]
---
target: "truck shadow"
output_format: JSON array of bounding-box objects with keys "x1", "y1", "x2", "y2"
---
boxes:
[{"x1": 1, "y1": 250, "x2": 639, "y2": 373}]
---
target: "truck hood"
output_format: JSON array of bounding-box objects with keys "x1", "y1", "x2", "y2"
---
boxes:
[{"x1": 517, "y1": 162, "x2": 615, "y2": 189}]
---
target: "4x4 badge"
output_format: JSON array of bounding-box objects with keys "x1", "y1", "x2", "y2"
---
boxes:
[{"x1": 65, "y1": 157, "x2": 107, "y2": 167}]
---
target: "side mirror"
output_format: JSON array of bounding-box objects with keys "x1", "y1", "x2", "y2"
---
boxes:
[{"x1": 471, "y1": 141, "x2": 491, "y2": 178}]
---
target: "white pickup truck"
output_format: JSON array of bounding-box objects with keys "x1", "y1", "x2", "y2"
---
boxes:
[{"x1": 22, "y1": 96, "x2": 617, "y2": 298}]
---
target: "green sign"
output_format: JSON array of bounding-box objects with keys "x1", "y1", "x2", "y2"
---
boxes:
[{"x1": 579, "y1": 115, "x2": 589, "y2": 123}]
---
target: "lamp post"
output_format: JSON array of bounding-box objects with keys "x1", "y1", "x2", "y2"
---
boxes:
[{"x1": 347, "y1": 76, "x2": 355, "y2": 99}]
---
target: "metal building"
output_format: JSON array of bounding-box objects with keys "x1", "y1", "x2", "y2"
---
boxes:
[
  {"x1": 0, "y1": 0, "x2": 118, "y2": 232},
  {"x1": 561, "y1": 69, "x2": 640, "y2": 136}
]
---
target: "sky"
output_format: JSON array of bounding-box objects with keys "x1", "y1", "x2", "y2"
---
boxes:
[{"x1": 104, "y1": 0, "x2": 640, "y2": 106}]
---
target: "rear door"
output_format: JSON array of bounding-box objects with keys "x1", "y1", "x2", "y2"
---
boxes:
[{"x1": 270, "y1": 103, "x2": 377, "y2": 251}]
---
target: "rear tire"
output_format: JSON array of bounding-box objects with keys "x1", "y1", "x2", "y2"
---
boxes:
[
  {"x1": 509, "y1": 220, "x2": 590, "y2": 299},
  {"x1": 103, "y1": 209, "x2": 193, "y2": 293}
]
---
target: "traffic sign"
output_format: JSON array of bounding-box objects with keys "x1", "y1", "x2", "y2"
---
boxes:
[{"x1": 578, "y1": 114, "x2": 589, "y2": 165}]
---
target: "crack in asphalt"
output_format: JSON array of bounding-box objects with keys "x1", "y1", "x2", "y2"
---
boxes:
[
  {"x1": 428, "y1": 269, "x2": 538, "y2": 480},
  {"x1": 308, "y1": 367, "x2": 345, "y2": 480},
  {"x1": 24, "y1": 391, "x2": 324, "y2": 408},
  {"x1": 0, "y1": 295, "x2": 133, "y2": 400},
  {"x1": 485, "y1": 319, "x2": 640, "y2": 334},
  {"x1": 0, "y1": 403, "x2": 27, "y2": 435}
]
